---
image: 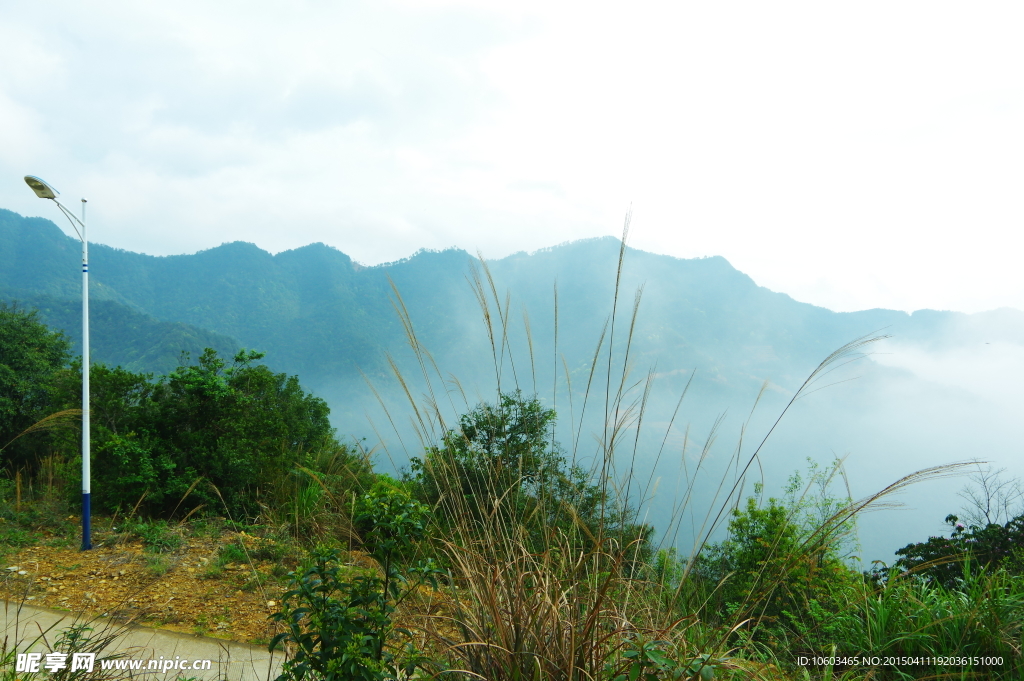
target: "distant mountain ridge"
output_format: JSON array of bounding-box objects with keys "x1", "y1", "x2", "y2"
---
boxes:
[{"x1": 4, "y1": 206, "x2": 1023, "y2": 411}]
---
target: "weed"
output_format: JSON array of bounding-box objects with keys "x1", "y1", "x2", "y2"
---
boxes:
[
  {"x1": 249, "y1": 537, "x2": 285, "y2": 562},
  {"x1": 201, "y1": 563, "x2": 223, "y2": 579},
  {"x1": 0, "y1": 526, "x2": 35, "y2": 561},
  {"x1": 144, "y1": 554, "x2": 171, "y2": 577},
  {"x1": 608, "y1": 638, "x2": 725, "y2": 681},
  {"x1": 239, "y1": 576, "x2": 261, "y2": 592},
  {"x1": 185, "y1": 516, "x2": 223, "y2": 537},
  {"x1": 131, "y1": 519, "x2": 183, "y2": 553},
  {"x1": 192, "y1": 614, "x2": 210, "y2": 636},
  {"x1": 218, "y1": 541, "x2": 248, "y2": 565},
  {"x1": 45, "y1": 535, "x2": 74, "y2": 549}
]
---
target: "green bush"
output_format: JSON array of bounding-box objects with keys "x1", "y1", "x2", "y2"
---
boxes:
[
  {"x1": 694, "y1": 469, "x2": 862, "y2": 657},
  {"x1": 50, "y1": 348, "x2": 339, "y2": 518},
  {"x1": 270, "y1": 484, "x2": 439, "y2": 681},
  {"x1": 271, "y1": 548, "x2": 395, "y2": 681},
  {"x1": 408, "y1": 390, "x2": 651, "y2": 561},
  {"x1": 894, "y1": 513, "x2": 1024, "y2": 588},
  {"x1": 354, "y1": 482, "x2": 429, "y2": 566}
]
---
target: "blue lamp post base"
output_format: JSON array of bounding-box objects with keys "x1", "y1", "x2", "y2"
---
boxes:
[{"x1": 81, "y1": 493, "x2": 92, "y2": 550}]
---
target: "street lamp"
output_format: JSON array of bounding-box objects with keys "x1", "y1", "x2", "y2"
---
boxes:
[{"x1": 24, "y1": 175, "x2": 92, "y2": 551}]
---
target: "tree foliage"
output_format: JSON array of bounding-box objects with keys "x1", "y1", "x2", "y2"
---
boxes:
[
  {"x1": 894, "y1": 513, "x2": 1024, "y2": 588},
  {"x1": 1, "y1": 302, "x2": 360, "y2": 520},
  {"x1": 409, "y1": 391, "x2": 651, "y2": 559},
  {"x1": 0, "y1": 302, "x2": 72, "y2": 468},
  {"x1": 50, "y1": 348, "x2": 342, "y2": 517}
]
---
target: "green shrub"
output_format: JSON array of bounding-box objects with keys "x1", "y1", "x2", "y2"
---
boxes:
[
  {"x1": 694, "y1": 474, "x2": 862, "y2": 658},
  {"x1": 270, "y1": 546, "x2": 433, "y2": 681},
  {"x1": 271, "y1": 484, "x2": 438, "y2": 681},
  {"x1": 408, "y1": 390, "x2": 652, "y2": 562},
  {"x1": 354, "y1": 482, "x2": 429, "y2": 567},
  {"x1": 49, "y1": 349, "x2": 340, "y2": 518},
  {"x1": 121, "y1": 518, "x2": 182, "y2": 553},
  {"x1": 271, "y1": 548, "x2": 394, "y2": 681}
]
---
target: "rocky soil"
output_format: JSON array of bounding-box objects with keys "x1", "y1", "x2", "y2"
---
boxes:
[{"x1": 2, "y1": 528, "x2": 290, "y2": 645}]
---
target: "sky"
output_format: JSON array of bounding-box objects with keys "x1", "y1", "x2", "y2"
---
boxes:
[{"x1": 2, "y1": 0, "x2": 1023, "y2": 314}]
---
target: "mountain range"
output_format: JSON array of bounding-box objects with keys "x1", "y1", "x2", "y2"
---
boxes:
[{"x1": 9, "y1": 206, "x2": 1018, "y2": 383}]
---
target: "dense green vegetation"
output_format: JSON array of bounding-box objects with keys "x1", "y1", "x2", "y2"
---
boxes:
[
  {"x1": 693, "y1": 469, "x2": 859, "y2": 656},
  {"x1": 0, "y1": 302, "x2": 74, "y2": 470},
  {"x1": 4, "y1": 284, "x2": 1024, "y2": 679},
  {"x1": 894, "y1": 512, "x2": 1024, "y2": 588},
  {"x1": 1, "y1": 305, "x2": 366, "y2": 519},
  {"x1": 50, "y1": 348, "x2": 350, "y2": 518}
]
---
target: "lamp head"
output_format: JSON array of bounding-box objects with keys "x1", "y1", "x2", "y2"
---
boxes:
[{"x1": 25, "y1": 175, "x2": 59, "y2": 200}]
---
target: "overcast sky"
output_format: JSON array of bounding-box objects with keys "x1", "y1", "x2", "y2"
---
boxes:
[{"x1": 2, "y1": 1, "x2": 1022, "y2": 314}]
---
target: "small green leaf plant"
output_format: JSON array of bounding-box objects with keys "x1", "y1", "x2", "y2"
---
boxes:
[
  {"x1": 609, "y1": 638, "x2": 721, "y2": 681},
  {"x1": 270, "y1": 484, "x2": 438, "y2": 681}
]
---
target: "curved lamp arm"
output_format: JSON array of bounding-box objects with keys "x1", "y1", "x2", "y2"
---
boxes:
[{"x1": 24, "y1": 175, "x2": 86, "y2": 240}]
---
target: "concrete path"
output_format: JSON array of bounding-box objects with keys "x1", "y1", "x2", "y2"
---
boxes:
[{"x1": 2, "y1": 601, "x2": 285, "y2": 681}]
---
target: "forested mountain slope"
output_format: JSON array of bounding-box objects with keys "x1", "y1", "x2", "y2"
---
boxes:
[{"x1": 5, "y1": 206, "x2": 1022, "y2": 399}]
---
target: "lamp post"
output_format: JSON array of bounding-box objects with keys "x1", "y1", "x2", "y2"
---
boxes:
[{"x1": 24, "y1": 175, "x2": 92, "y2": 551}]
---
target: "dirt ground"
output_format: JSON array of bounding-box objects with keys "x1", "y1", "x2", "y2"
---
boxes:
[
  {"x1": 1, "y1": 527, "x2": 290, "y2": 646},
  {"x1": 2, "y1": 525, "x2": 785, "y2": 680}
]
